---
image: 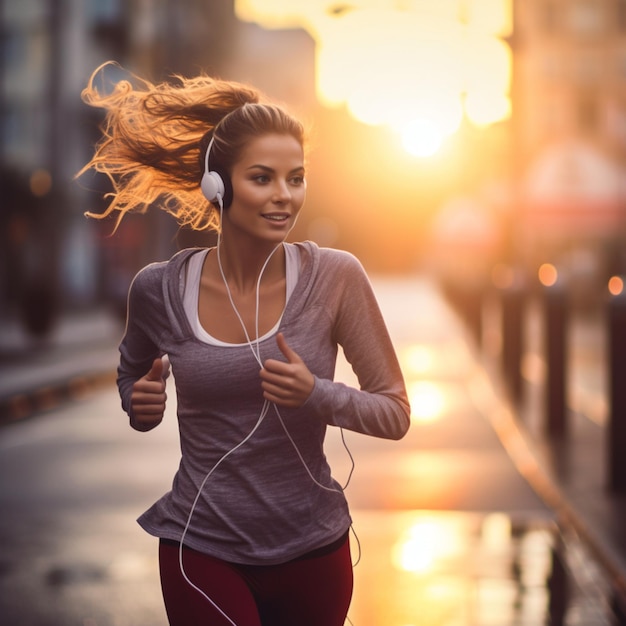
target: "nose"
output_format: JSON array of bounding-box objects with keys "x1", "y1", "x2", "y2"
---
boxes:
[{"x1": 272, "y1": 180, "x2": 291, "y2": 203}]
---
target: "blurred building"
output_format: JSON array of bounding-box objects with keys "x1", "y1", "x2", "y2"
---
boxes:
[{"x1": 514, "y1": 0, "x2": 626, "y2": 291}]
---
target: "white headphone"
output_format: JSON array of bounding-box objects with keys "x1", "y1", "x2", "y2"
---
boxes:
[{"x1": 200, "y1": 136, "x2": 226, "y2": 206}]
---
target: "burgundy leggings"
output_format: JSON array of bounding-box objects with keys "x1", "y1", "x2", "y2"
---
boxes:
[{"x1": 158, "y1": 533, "x2": 353, "y2": 626}]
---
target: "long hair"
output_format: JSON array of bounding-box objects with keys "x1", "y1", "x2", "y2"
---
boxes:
[{"x1": 78, "y1": 62, "x2": 305, "y2": 232}]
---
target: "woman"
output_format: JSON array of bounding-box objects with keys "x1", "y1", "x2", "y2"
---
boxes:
[{"x1": 80, "y1": 62, "x2": 410, "y2": 626}]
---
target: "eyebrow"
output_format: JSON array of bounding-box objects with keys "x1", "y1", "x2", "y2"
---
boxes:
[{"x1": 246, "y1": 164, "x2": 305, "y2": 174}]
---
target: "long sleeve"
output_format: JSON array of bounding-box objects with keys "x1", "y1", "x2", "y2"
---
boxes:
[
  {"x1": 117, "y1": 263, "x2": 167, "y2": 418},
  {"x1": 301, "y1": 250, "x2": 410, "y2": 440}
]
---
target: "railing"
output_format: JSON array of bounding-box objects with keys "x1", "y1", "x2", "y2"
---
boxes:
[{"x1": 482, "y1": 269, "x2": 626, "y2": 493}]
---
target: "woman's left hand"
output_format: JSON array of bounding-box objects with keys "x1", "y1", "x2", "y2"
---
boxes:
[{"x1": 260, "y1": 333, "x2": 314, "y2": 408}]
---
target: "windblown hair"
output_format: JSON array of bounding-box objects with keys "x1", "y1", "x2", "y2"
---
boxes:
[{"x1": 78, "y1": 62, "x2": 305, "y2": 232}]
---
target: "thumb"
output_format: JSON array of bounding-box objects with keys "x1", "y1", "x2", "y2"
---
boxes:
[
  {"x1": 276, "y1": 333, "x2": 301, "y2": 364},
  {"x1": 146, "y1": 357, "x2": 164, "y2": 382}
]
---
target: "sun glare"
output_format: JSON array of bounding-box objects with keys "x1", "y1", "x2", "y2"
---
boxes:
[
  {"x1": 236, "y1": 0, "x2": 512, "y2": 156},
  {"x1": 401, "y1": 119, "x2": 445, "y2": 158}
]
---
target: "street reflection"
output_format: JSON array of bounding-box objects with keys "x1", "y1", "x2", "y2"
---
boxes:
[
  {"x1": 392, "y1": 514, "x2": 465, "y2": 573},
  {"x1": 331, "y1": 334, "x2": 620, "y2": 626},
  {"x1": 347, "y1": 510, "x2": 558, "y2": 626}
]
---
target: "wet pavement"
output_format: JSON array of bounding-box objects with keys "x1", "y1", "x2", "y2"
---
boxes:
[
  {"x1": 0, "y1": 275, "x2": 624, "y2": 625},
  {"x1": 349, "y1": 511, "x2": 615, "y2": 626},
  {"x1": 337, "y1": 278, "x2": 623, "y2": 626}
]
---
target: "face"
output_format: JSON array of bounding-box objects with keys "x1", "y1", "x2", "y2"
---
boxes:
[{"x1": 222, "y1": 133, "x2": 306, "y2": 245}]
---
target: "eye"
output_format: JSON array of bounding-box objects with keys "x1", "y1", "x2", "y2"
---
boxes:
[
  {"x1": 252, "y1": 174, "x2": 270, "y2": 184},
  {"x1": 290, "y1": 175, "x2": 305, "y2": 186}
]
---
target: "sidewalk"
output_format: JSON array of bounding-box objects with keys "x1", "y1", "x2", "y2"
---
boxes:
[
  {"x1": 0, "y1": 308, "x2": 123, "y2": 422},
  {"x1": 1, "y1": 280, "x2": 625, "y2": 620},
  {"x1": 469, "y1": 292, "x2": 626, "y2": 618}
]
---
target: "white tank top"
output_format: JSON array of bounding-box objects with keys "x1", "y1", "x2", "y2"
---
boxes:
[{"x1": 182, "y1": 243, "x2": 300, "y2": 346}]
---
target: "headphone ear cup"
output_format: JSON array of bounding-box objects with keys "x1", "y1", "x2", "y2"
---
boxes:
[
  {"x1": 201, "y1": 170, "x2": 226, "y2": 204},
  {"x1": 214, "y1": 167, "x2": 233, "y2": 209}
]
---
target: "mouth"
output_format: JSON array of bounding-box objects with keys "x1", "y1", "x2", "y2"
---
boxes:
[{"x1": 262, "y1": 213, "x2": 290, "y2": 223}]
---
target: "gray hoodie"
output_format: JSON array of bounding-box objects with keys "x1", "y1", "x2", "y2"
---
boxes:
[{"x1": 118, "y1": 241, "x2": 410, "y2": 565}]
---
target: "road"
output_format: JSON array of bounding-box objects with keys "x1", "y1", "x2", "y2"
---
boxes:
[{"x1": 0, "y1": 276, "x2": 616, "y2": 625}]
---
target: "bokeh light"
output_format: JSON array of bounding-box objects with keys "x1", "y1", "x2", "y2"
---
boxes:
[
  {"x1": 408, "y1": 380, "x2": 445, "y2": 424},
  {"x1": 29, "y1": 168, "x2": 52, "y2": 197},
  {"x1": 608, "y1": 275, "x2": 624, "y2": 296},
  {"x1": 538, "y1": 263, "x2": 558, "y2": 287}
]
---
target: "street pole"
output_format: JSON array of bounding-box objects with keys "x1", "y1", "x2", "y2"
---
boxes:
[
  {"x1": 608, "y1": 282, "x2": 626, "y2": 492},
  {"x1": 544, "y1": 279, "x2": 568, "y2": 438}
]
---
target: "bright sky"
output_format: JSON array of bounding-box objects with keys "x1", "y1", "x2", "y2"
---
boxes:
[{"x1": 235, "y1": 0, "x2": 512, "y2": 157}]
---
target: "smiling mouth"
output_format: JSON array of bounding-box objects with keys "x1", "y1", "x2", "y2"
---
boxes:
[{"x1": 263, "y1": 214, "x2": 290, "y2": 222}]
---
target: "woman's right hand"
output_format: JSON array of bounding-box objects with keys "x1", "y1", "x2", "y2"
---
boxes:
[{"x1": 130, "y1": 357, "x2": 168, "y2": 431}]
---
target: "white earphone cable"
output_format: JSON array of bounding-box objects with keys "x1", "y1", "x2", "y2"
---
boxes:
[{"x1": 179, "y1": 192, "x2": 359, "y2": 625}]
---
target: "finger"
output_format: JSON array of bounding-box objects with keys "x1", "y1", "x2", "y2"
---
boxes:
[
  {"x1": 131, "y1": 411, "x2": 165, "y2": 426},
  {"x1": 146, "y1": 358, "x2": 164, "y2": 382},
  {"x1": 132, "y1": 390, "x2": 167, "y2": 405},
  {"x1": 133, "y1": 378, "x2": 166, "y2": 394},
  {"x1": 260, "y1": 380, "x2": 290, "y2": 399},
  {"x1": 132, "y1": 404, "x2": 166, "y2": 417},
  {"x1": 131, "y1": 397, "x2": 165, "y2": 411},
  {"x1": 262, "y1": 389, "x2": 299, "y2": 408},
  {"x1": 275, "y1": 333, "x2": 302, "y2": 364},
  {"x1": 259, "y1": 364, "x2": 291, "y2": 383},
  {"x1": 131, "y1": 396, "x2": 166, "y2": 411}
]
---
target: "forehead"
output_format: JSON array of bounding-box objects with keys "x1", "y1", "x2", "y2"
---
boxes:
[{"x1": 236, "y1": 133, "x2": 304, "y2": 168}]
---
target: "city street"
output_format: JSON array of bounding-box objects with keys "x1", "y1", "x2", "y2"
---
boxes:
[
  {"x1": 0, "y1": 277, "x2": 619, "y2": 625},
  {"x1": 5, "y1": 3, "x2": 626, "y2": 625}
]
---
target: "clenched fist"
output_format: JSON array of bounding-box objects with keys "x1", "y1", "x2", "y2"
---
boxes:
[
  {"x1": 260, "y1": 333, "x2": 314, "y2": 408},
  {"x1": 130, "y1": 356, "x2": 169, "y2": 431}
]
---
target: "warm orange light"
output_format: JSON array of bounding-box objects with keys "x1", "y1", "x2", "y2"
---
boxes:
[
  {"x1": 463, "y1": 33, "x2": 512, "y2": 126},
  {"x1": 609, "y1": 276, "x2": 624, "y2": 296},
  {"x1": 391, "y1": 516, "x2": 464, "y2": 573},
  {"x1": 236, "y1": 0, "x2": 513, "y2": 156},
  {"x1": 480, "y1": 512, "x2": 511, "y2": 550},
  {"x1": 408, "y1": 380, "x2": 445, "y2": 424},
  {"x1": 538, "y1": 263, "x2": 558, "y2": 287},
  {"x1": 402, "y1": 345, "x2": 434, "y2": 375},
  {"x1": 234, "y1": 0, "x2": 317, "y2": 29}
]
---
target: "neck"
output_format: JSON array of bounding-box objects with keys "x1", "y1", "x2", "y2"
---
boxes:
[{"x1": 216, "y1": 237, "x2": 285, "y2": 294}]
